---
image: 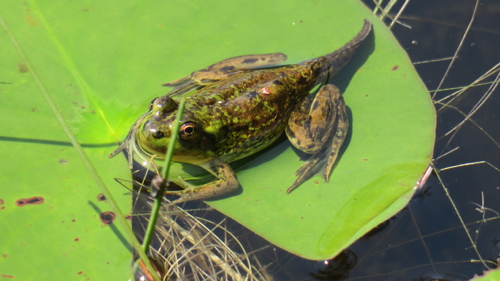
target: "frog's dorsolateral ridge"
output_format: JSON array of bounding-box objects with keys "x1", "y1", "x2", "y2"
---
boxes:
[{"x1": 110, "y1": 20, "x2": 372, "y2": 204}]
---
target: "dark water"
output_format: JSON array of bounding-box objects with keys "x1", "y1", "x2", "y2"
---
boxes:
[{"x1": 136, "y1": 1, "x2": 500, "y2": 280}]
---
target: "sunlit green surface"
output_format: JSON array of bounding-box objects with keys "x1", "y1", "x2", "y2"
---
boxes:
[
  {"x1": 471, "y1": 266, "x2": 500, "y2": 281},
  {"x1": 0, "y1": 0, "x2": 434, "y2": 278}
]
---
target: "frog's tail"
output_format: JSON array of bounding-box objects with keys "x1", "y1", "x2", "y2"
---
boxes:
[{"x1": 323, "y1": 19, "x2": 372, "y2": 77}]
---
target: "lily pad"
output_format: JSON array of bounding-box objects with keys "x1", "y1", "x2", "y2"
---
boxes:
[
  {"x1": 470, "y1": 261, "x2": 500, "y2": 281},
  {"x1": 0, "y1": 0, "x2": 434, "y2": 278}
]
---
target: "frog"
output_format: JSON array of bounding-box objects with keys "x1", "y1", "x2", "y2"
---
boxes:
[{"x1": 110, "y1": 20, "x2": 371, "y2": 204}]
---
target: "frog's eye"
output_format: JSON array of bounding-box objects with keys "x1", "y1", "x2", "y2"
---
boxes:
[
  {"x1": 179, "y1": 122, "x2": 199, "y2": 142},
  {"x1": 149, "y1": 97, "x2": 159, "y2": 111},
  {"x1": 151, "y1": 130, "x2": 164, "y2": 139}
]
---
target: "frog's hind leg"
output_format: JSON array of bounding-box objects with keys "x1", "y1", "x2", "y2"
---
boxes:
[
  {"x1": 285, "y1": 84, "x2": 349, "y2": 193},
  {"x1": 193, "y1": 52, "x2": 288, "y2": 80},
  {"x1": 163, "y1": 53, "x2": 287, "y2": 97},
  {"x1": 322, "y1": 20, "x2": 371, "y2": 77}
]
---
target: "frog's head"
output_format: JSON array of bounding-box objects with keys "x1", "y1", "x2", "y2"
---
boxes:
[{"x1": 135, "y1": 96, "x2": 215, "y2": 164}]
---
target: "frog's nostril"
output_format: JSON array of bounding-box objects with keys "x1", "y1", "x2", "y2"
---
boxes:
[
  {"x1": 149, "y1": 97, "x2": 159, "y2": 111},
  {"x1": 152, "y1": 130, "x2": 164, "y2": 139}
]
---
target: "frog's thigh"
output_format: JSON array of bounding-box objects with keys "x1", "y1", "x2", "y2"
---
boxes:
[
  {"x1": 286, "y1": 84, "x2": 343, "y2": 153},
  {"x1": 166, "y1": 162, "x2": 239, "y2": 204},
  {"x1": 192, "y1": 53, "x2": 288, "y2": 83}
]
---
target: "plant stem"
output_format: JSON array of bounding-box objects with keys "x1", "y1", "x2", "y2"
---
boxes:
[{"x1": 141, "y1": 98, "x2": 186, "y2": 257}]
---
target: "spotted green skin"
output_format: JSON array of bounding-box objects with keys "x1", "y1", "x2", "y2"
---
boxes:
[{"x1": 133, "y1": 20, "x2": 371, "y2": 204}]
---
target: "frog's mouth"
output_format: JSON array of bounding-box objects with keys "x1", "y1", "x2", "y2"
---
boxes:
[
  {"x1": 136, "y1": 120, "x2": 168, "y2": 155},
  {"x1": 108, "y1": 113, "x2": 160, "y2": 169},
  {"x1": 136, "y1": 142, "x2": 165, "y2": 160}
]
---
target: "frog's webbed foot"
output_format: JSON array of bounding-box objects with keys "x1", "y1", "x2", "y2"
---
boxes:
[
  {"x1": 163, "y1": 53, "x2": 288, "y2": 98},
  {"x1": 165, "y1": 162, "x2": 239, "y2": 205},
  {"x1": 285, "y1": 84, "x2": 349, "y2": 193}
]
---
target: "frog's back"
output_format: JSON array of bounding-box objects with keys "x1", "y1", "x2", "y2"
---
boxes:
[
  {"x1": 185, "y1": 63, "x2": 321, "y2": 162},
  {"x1": 179, "y1": 20, "x2": 371, "y2": 163}
]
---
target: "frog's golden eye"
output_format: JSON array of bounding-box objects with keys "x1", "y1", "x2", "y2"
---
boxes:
[
  {"x1": 179, "y1": 122, "x2": 199, "y2": 142},
  {"x1": 149, "y1": 97, "x2": 159, "y2": 111}
]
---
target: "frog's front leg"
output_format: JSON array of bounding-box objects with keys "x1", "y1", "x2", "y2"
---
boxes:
[
  {"x1": 165, "y1": 162, "x2": 239, "y2": 205},
  {"x1": 163, "y1": 53, "x2": 287, "y2": 97},
  {"x1": 285, "y1": 84, "x2": 349, "y2": 193}
]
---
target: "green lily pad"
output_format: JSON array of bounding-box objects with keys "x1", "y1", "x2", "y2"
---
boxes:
[
  {"x1": 470, "y1": 262, "x2": 500, "y2": 281},
  {"x1": 0, "y1": 0, "x2": 434, "y2": 277}
]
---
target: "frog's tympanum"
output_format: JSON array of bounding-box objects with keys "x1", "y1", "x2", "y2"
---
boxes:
[{"x1": 111, "y1": 20, "x2": 372, "y2": 204}]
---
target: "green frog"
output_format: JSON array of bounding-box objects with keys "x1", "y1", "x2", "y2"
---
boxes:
[{"x1": 110, "y1": 20, "x2": 371, "y2": 204}]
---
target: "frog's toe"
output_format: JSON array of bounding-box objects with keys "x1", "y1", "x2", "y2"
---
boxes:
[
  {"x1": 162, "y1": 75, "x2": 191, "y2": 87},
  {"x1": 288, "y1": 117, "x2": 348, "y2": 193},
  {"x1": 165, "y1": 186, "x2": 199, "y2": 206},
  {"x1": 164, "y1": 79, "x2": 204, "y2": 97},
  {"x1": 177, "y1": 176, "x2": 196, "y2": 190},
  {"x1": 163, "y1": 176, "x2": 196, "y2": 205},
  {"x1": 287, "y1": 85, "x2": 349, "y2": 193},
  {"x1": 166, "y1": 163, "x2": 239, "y2": 204},
  {"x1": 166, "y1": 194, "x2": 191, "y2": 206},
  {"x1": 287, "y1": 156, "x2": 324, "y2": 193},
  {"x1": 321, "y1": 105, "x2": 349, "y2": 180}
]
